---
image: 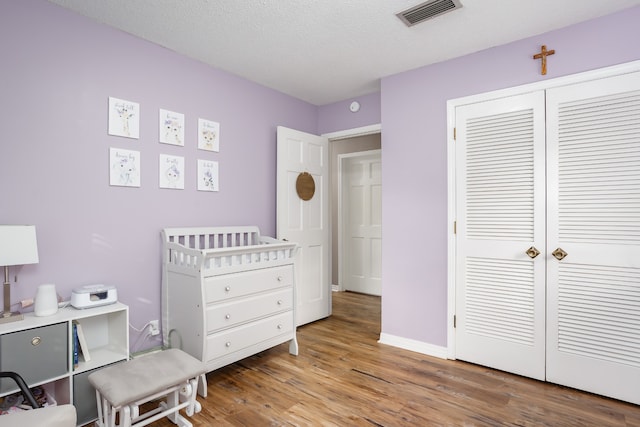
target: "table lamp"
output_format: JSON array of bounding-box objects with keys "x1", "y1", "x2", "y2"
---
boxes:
[{"x1": 0, "y1": 225, "x2": 39, "y2": 324}]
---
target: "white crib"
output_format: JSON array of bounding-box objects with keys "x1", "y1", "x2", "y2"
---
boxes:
[{"x1": 161, "y1": 226, "x2": 298, "y2": 396}]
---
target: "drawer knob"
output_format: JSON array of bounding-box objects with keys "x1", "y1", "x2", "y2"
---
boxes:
[
  {"x1": 225, "y1": 314, "x2": 231, "y2": 320},
  {"x1": 225, "y1": 286, "x2": 231, "y2": 292},
  {"x1": 225, "y1": 342, "x2": 231, "y2": 347},
  {"x1": 277, "y1": 324, "x2": 283, "y2": 330},
  {"x1": 277, "y1": 276, "x2": 283, "y2": 282},
  {"x1": 31, "y1": 336, "x2": 42, "y2": 346},
  {"x1": 277, "y1": 300, "x2": 283, "y2": 305}
]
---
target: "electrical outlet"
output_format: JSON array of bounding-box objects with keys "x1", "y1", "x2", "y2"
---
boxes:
[{"x1": 149, "y1": 320, "x2": 160, "y2": 336}]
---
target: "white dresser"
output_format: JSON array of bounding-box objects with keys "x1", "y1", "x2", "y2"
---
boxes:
[{"x1": 161, "y1": 226, "x2": 298, "y2": 396}]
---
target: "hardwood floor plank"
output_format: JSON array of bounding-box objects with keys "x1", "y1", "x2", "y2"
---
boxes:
[{"x1": 97, "y1": 291, "x2": 640, "y2": 426}]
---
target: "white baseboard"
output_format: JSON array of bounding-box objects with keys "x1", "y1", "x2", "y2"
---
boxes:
[{"x1": 378, "y1": 333, "x2": 448, "y2": 360}]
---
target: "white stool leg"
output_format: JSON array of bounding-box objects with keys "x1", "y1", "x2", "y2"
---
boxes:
[
  {"x1": 166, "y1": 388, "x2": 193, "y2": 427},
  {"x1": 197, "y1": 373, "x2": 207, "y2": 397},
  {"x1": 109, "y1": 405, "x2": 117, "y2": 427},
  {"x1": 181, "y1": 378, "x2": 200, "y2": 416},
  {"x1": 120, "y1": 406, "x2": 132, "y2": 427},
  {"x1": 94, "y1": 390, "x2": 105, "y2": 427},
  {"x1": 166, "y1": 387, "x2": 179, "y2": 425}
]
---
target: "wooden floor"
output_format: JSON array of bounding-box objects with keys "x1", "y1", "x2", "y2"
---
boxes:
[{"x1": 143, "y1": 291, "x2": 640, "y2": 426}]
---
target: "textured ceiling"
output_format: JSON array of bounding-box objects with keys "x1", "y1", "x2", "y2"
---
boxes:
[{"x1": 48, "y1": 0, "x2": 640, "y2": 105}]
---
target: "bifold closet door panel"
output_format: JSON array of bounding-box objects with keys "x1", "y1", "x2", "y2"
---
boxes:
[
  {"x1": 454, "y1": 91, "x2": 547, "y2": 380},
  {"x1": 546, "y1": 71, "x2": 640, "y2": 405}
]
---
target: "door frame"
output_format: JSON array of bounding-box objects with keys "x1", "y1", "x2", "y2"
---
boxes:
[
  {"x1": 322, "y1": 124, "x2": 382, "y2": 290},
  {"x1": 446, "y1": 59, "x2": 640, "y2": 359},
  {"x1": 337, "y1": 149, "x2": 382, "y2": 293}
]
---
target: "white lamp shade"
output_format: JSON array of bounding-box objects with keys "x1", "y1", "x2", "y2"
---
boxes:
[{"x1": 0, "y1": 225, "x2": 39, "y2": 266}]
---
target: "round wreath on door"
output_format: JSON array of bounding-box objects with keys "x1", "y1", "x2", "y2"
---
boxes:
[{"x1": 296, "y1": 172, "x2": 315, "y2": 201}]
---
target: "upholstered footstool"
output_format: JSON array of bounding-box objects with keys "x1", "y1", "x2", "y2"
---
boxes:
[{"x1": 88, "y1": 348, "x2": 205, "y2": 427}]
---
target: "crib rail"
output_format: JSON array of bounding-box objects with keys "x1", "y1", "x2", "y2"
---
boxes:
[
  {"x1": 162, "y1": 226, "x2": 297, "y2": 274},
  {"x1": 163, "y1": 226, "x2": 262, "y2": 250}
]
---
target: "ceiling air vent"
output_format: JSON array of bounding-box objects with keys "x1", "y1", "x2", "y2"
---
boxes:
[{"x1": 397, "y1": 0, "x2": 462, "y2": 27}]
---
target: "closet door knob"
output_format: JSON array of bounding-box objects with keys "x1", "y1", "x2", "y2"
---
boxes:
[
  {"x1": 552, "y1": 248, "x2": 568, "y2": 261},
  {"x1": 526, "y1": 246, "x2": 541, "y2": 259}
]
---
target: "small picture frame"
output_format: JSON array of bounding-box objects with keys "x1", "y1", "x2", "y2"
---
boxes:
[
  {"x1": 159, "y1": 109, "x2": 185, "y2": 146},
  {"x1": 159, "y1": 154, "x2": 185, "y2": 189},
  {"x1": 108, "y1": 97, "x2": 140, "y2": 139},
  {"x1": 198, "y1": 118, "x2": 220, "y2": 152},
  {"x1": 197, "y1": 159, "x2": 219, "y2": 192},
  {"x1": 109, "y1": 148, "x2": 140, "y2": 187}
]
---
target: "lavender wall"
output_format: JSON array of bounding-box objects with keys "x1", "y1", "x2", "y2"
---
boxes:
[
  {"x1": 317, "y1": 92, "x2": 381, "y2": 134},
  {"x1": 0, "y1": 0, "x2": 316, "y2": 352},
  {"x1": 380, "y1": 6, "x2": 640, "y2": 347}
]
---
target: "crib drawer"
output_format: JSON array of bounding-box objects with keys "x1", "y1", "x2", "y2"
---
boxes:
[
  {"x1": 205, "y1": 312, "x2": 293, "y2": 362},
  {"x1": 206, "y1": 288, "x2": 293, "y2": 333},
  {"x1": 204, "y1": 265, "x2": 293, "y2": 303}
]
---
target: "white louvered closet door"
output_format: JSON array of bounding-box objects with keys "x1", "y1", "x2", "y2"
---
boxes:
[
  {"x1": 455, "y1": 92, "x2": 547, "y2": 380},
  {"x1": 546, "y1": 71, "x2": 640, "y2": 404}
]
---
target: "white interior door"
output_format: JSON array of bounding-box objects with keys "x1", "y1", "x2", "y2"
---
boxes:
[
  {"x1": 454, "y1": 92, "x2": 547, "y2": 380},
  {"x1": 341, "y1": 151, "x2": 382, "y2": 296},
  {"x1": 546, "y1": 71, "x2": 640, "y2": 404},
  {"x1": 277, "y1": 126, "x2": 331, "y2": 326}
]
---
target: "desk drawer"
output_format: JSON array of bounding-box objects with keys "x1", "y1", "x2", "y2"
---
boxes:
[
  {"x1": 0, "y1": 323, "x2": 68, "y2": 393},
  {"x1": 205, "y1": 312, "x2": 293, "y2": 362},
  {"x1": 206, "y1": 288, "x2": 292, "y2": 333},
  {"x1": 204, "y1": 265, "x2": 293, "y2": 303}
]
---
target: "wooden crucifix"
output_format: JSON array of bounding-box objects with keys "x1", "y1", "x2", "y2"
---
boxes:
[{"x1": 533, "y1": 45, "x2": 555, "y2": 75}]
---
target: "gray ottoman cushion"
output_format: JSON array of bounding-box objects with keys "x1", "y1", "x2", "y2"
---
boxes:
[{"x1": 88, "y1": 349, "x2": 205, "y2": 408}]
